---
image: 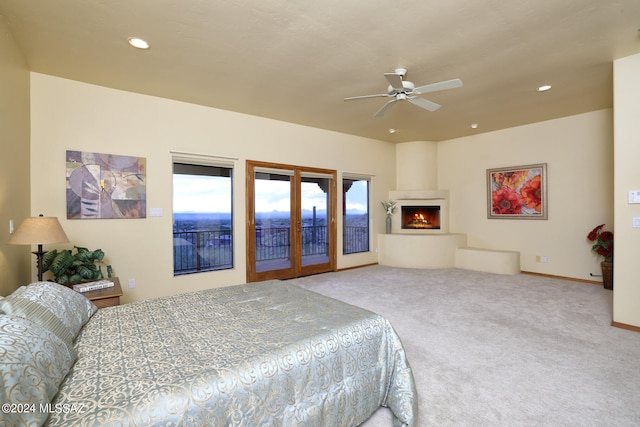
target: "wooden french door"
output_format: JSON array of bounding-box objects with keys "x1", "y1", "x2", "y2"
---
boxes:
[{"x1": 246, "y1": 160, "x2": 336, "y2": 282}]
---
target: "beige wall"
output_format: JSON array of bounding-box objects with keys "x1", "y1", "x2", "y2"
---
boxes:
[
  {"x1": 0, "y1": 16, "x2": 31, "y2": 295},
  {"x1": 29, "y1": 73, "x2": 394, "y2": 302},
  {"x1": 395, "y1": 141, "x2": 438, "y2": 190},
  {"x1": 436, "y1": 109, "x2": 614, "y2": 280},
  {"x1": 613, "y1": 53, "x2": 640, "y2": 328}
]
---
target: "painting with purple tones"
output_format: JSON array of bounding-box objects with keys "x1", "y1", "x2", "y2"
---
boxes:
[{"x1": 66, "y1": 150, "x2": 146, "y2": 219}]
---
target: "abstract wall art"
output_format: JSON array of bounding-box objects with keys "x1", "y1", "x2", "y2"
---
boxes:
[{"x1": 66, "y1": 150, "x2": 146, "y2": 219}]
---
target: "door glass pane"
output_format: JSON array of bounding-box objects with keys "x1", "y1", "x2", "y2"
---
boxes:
[
  {"x1": 254, "y1": 172, "x2": 292, "y2": 272},
  {"x1": 301, "y1": 175, "x2": 330, "y2": 266}
]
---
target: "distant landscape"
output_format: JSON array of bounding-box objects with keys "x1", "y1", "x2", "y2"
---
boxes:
[
  {"x1": 173, "y1": 211, "x2": 368, "y2": 232},
  {"x1": 173, "y1": 211, "x2": 369, "y2": 273}
]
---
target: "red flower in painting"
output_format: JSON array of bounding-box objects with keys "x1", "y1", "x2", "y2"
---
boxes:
[
  {"x1": 520, "y1": 175, "x2": 542, "y2": 212},
  {"x1": 492, "y1": 186, "x2": 524, "y2": 215},
  {"x1": 586, "y1": 224, "x2": 613, "y2": 261}
]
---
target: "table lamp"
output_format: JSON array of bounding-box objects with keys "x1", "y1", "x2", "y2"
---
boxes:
[{"x1": 8, "y1": 214, "x2": 70, "y2": 281}]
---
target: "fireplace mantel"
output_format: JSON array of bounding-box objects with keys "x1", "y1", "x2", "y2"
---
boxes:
[{"x1": 389, "y1": 189, "x2": 448, "y2": 200}]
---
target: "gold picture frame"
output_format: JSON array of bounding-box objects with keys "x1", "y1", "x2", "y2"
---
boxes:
[{"x1": 487, "y1": 163, "x2": 547, "y2": 219}]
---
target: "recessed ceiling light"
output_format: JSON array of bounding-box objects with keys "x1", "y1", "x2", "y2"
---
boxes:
[
  {"x1": 388, "y1": 128, "x2": 396, "y2": 134},
  {"x1": 537, "y1": 84, "x2": 552, "y2": 92},
  {"x1": 128, "y1": 37, "x2": 150, "y2": 49},
  {"x1": 471, "y1": 123, "x2": 478, "y2": 129}
]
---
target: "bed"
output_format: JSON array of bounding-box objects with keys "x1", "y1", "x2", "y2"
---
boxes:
[{"x1": 0, "y1": 280, "x2": 417, "y2": 426}]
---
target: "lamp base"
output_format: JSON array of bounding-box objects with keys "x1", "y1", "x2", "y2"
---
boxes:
[{"x1": 33, "y1": 244, "x2": 47, "y2": 282}]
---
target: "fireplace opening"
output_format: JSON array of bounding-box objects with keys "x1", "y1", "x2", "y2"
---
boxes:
[{"x1": 401, "y1": 205, "x2": 440, "y2": 229}]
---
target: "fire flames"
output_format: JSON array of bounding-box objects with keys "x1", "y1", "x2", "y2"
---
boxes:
[{"x1": 407, "y1": 213, "x2": 432, "y2": 228}]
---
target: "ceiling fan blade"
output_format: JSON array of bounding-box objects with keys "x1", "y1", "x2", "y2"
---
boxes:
[
  {"x1": 344, "y1": 93, "x2": 389, "y2": 101},
  {"x1": 407, "y1": 96, "x2": 441, "y2": 112},
  {"x1": 384, "y1": 73, "x2": 404, "y2": 90},
  {"x1": 373, "y1": 98, "x2": 398, "y2": 117},
  {"x1": 413, "y1": 78, "x2": 463, "y2": 95}
]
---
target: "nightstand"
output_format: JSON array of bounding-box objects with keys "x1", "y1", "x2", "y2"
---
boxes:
[{"x1": 81, "y1": 277, "x2": 123, "y2": 309}]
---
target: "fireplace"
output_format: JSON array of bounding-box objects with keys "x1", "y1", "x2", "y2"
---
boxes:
[
  {"x1": 389, "y1": 190, "x2": 449, "y2": 234},
  {"x1": 401, "y1": 205, "x2": 440, "y2": 230}
]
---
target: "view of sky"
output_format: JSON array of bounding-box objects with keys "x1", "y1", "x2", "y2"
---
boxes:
[{"x1": 173, "y1": 175, "x2": 368, "y2": 214}]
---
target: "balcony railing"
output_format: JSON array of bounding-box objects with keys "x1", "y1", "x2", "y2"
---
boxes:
[
  {"x1": 344, "y1": 225, "x2": 370, "y2": 254},
  {"x1": 174, "y1": 225, "x2": 369, "y2": 274},
  {"x1": 173, "y1": 229, "x2": 233, "y2": 274}
]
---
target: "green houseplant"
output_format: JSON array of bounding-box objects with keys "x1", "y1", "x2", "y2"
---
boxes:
[{"x1": 42, "y1": 246, "x2": 113, "y2": 284}]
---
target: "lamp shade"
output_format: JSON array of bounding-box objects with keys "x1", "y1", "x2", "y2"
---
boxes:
[{"x1": 8, "y1": 216, "x2": 70, "y2": 246}]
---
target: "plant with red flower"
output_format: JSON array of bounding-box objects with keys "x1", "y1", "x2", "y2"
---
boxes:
[{"x1": 586, "y1": 224, "x2": 613, "y2": 261}]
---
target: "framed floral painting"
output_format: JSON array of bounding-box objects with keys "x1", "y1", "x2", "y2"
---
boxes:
[{"x1": 487, "y1": 163, "x2": 547, "y2": 219}]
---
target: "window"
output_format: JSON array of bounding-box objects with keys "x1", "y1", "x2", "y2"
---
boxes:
[
  {"x1": 173, "y1": 162, "x2": 233, "y2": 275},
  {"x1": 343, "y1": 177, "x2": 370, "y2": 254}
]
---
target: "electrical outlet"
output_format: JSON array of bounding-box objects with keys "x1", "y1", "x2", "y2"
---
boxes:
[
  {"x1": 128, "y1": 278, "x2": 136, "y2": 288},
  {"x1": 541, "y1": 256, "x2": 548, "y2": 263}
]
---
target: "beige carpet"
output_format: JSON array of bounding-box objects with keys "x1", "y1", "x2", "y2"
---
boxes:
[{"x1": 289, "y1": 265, "x2": 640, "y2": 427}]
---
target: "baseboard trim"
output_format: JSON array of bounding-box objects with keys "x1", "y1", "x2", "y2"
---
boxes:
[
  {"x1": 521, "y1": 270, "x2": 602, "y2": 285},
  {"x1": 336, "y1": 262, "x2": 378, "y2": 272},
  {"x1": 611, "y1": 321, "x2": 640, "y2": 333}
]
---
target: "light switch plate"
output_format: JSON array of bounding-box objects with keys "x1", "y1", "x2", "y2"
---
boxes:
[
  {"x1": 633, "y1": 217, "x2": 640, "y2": 228},
  {"x1": 628, "y1": 190, "x2": 640, "y2": 204},
  {"x1": 149, "y1": 207, "x2": 163, "y2": 217}
]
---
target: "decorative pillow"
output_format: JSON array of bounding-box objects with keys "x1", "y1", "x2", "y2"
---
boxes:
[
  {"x1": 3, "y1": 282, "x2": 97, "y2": 341},
  {"x1": 0, "y1": 314, "x2": 76, "y2": 427},
  {"x1": 0, "y1": 297, "x2": 76, "y2": 358}
]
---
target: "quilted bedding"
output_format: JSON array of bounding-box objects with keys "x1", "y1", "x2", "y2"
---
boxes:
[{"x1": 46, "y1": 280, "x2": 417, "y2": 426}]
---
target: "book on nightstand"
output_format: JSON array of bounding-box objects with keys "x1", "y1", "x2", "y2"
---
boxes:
[{"x1": 73, "y1": 279, "x2": 115, "y2": 293}]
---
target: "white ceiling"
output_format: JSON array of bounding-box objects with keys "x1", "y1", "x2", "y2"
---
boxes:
[{"x1": 1, "y1": 0, "x2": 639, "y2": 142}]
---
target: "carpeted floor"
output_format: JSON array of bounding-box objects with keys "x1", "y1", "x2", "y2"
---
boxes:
[{"x1": 288, "y1": 265, "x2": 640, "y2": 427}]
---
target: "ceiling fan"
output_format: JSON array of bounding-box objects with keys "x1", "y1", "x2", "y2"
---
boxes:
[{"x1": 344, "y1": 68, "x2": 463, "y2": 117}]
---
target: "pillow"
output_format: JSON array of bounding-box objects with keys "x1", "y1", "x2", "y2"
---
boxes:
[
  {"x1": 2, "y1": 281, "x2": 97, "y2": 341},
  {"x1": 0, "y1": 314, "x2": 76, "y2": 427},
  {"x1": 0, "y1": 297, "x2": 76, "y2": 358}
]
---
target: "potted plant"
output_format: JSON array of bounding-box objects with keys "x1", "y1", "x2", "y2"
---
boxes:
[
  {"x1": 586, "y1": 224, "x2": 613, "y2": 290},
  {"x1": 42, "y1": 246, "x2": 113, "y2": 285}
]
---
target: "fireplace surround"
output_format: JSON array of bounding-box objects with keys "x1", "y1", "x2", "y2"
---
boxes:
[
  {"x1": 401, "y1": 205, "x2": 440, "y2": 230},
  {"x1": 390, "y1": 190, "x2": 448, "y2": 234},
  {"x1": 379, "y1": 189, "x2": 465, "y2": 268}
]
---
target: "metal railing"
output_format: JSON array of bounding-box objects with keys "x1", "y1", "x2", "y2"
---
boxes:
[
  {"x1": 256, "y1": 226, "x2": 329, "y2": 260},
  {"x1": 344, "y1": 225, "x2": 370, "y2": 254},
  {"x1": 173, "y1": 230, "x2": 233, "y2": 274},
  {"x1": 173, "y1": 225, "x2": 369, "y2": 274}
]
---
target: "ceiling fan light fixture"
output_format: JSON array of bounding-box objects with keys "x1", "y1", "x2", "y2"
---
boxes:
[
  {"x1": 344, "y1": 69, "x2": 462, "y2": 118},
  {"x1": 128, "y1": 37, "x2": 150, "y2": 49},
  {"x1": 537, "y1": 84, "x2": 552, "y2": 92}
]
